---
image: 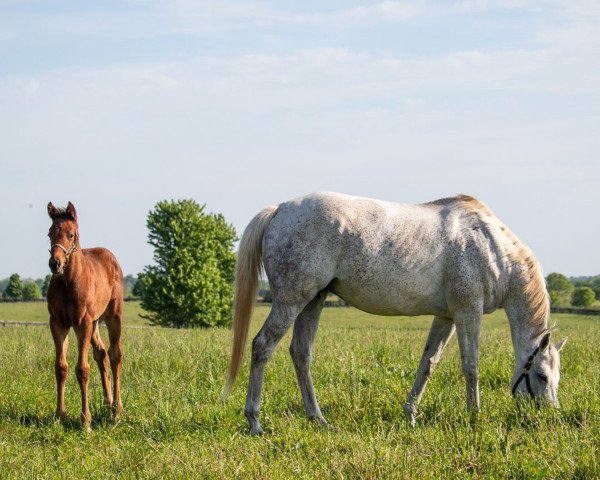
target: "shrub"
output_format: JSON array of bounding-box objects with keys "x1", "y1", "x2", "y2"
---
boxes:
[{"x1": 139, "y1": 199, "x2": 237, "y2": 328}]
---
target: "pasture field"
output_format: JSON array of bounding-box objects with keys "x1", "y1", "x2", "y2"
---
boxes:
[{"x1": 0, "y1": 302, "x2": 598, "y2": 479}]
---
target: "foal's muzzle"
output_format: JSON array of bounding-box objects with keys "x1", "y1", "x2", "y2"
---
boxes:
[{"x1": 49, "y1": 257, "x2": 64, "y2": 274}]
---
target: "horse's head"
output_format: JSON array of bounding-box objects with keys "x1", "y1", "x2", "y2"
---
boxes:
[
  {"x1": 47, "y1": 201, "x2": 79, "y2": 274},
  {"x1": 512, "y1": 331, "x2": 567, "y2": 406}
]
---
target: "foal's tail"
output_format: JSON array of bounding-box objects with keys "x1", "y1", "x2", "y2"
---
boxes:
[{"x1": 222, "y1": 205, "x2": 278, "y2": 400}]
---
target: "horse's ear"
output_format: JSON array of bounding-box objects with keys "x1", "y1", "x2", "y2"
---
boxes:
[
  {"x1": 48, "y1": 202, "x2": 58, "y2": 219},
  {"x1": 539, "y1": 331, "x2": 552, "y2": 352},
  {"x1": 66, "y1": 202, "x2": 77, "y2": 221},
  {"x1": 555, "y1": 337, "x2": 567, "y2": 352}
]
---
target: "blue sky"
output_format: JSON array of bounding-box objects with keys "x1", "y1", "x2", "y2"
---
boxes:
[{"x1": 1, "y1": 0, "x2": 599, "y2": 279}]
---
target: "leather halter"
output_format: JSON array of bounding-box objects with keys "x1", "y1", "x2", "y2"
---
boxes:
[
  {"x1": 511, "y1": 346, "x2": 540, "y2": 398},
  {"x1": 50, "y1": 233, "x2": 78, "y2": 269}
]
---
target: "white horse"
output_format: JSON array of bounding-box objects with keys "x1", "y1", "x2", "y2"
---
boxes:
[{"x1": 223, "y1": 192, "x2": 567, "y2": 434}]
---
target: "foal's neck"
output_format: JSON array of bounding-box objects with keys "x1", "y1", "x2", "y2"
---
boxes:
[{"x1": 62, "y1": 247, "x2": 85, "y2": 287}]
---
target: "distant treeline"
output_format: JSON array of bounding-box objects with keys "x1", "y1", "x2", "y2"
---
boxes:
[
  {"x1": 2, "y1": 272, "x2": 598, "y2": 309},
  {"x1": 0, "y1": 273, "x2": 139, "y2": 302},
  {"x1": 546, "y1": 273, "x2": 600, "y2": 309}
]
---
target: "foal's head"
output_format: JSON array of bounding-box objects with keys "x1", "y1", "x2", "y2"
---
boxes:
[
  {"x1": 512, "y1": 331, "x2": 567, "y2": 406},
  {"x1": 47, "y1": 202, "x2": 79, "y2": 274}
]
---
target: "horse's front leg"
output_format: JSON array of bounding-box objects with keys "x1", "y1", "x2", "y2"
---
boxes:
[
  {"x1": 403, "y1": 315, "x2": 455, "y2": 427},
  {"x1": 50, "y1": 317, "x2": 69, "y2": 423},
  {"x1": 453, "y1": 308, "x2": 483, "y2": 413},
  {"x1": 74, "y1": 318, "x2": 94, "y2": 433}
]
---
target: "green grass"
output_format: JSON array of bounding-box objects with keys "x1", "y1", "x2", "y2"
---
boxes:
[{"x1": 0, "y1": 303, "x2": 597, "y2": 479}]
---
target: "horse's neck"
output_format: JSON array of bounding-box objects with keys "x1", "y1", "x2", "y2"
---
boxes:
[
  {"x1": 62, "y1": 249, "x2": 86, "y2": 288},
  {"x1": 503, "y1": 289, "x2": 546, "y2": 362}
]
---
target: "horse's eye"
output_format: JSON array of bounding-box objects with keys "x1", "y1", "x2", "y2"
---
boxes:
[
  {"x1": 68, "y1": 233, "x2": 74, "y2": 239},
  {"x1": 537, "y1": 372, "x2": 548, "y2": 382}
]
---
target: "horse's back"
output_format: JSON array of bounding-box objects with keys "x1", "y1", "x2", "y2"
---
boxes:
[
  {"x1": 83, "y1": 247, "x2": 123, "y2": 286},
  {"x1": 262, "y1": 192, "x2": 512, "y2": 316}
]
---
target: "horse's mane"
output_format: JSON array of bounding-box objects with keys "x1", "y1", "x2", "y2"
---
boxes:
[
  {"x1": 432, "y1": 194, "x2": 549, "y2": 335},
  {"x1": 50, "y1": 208, "x2": 75, "y2": 222}
]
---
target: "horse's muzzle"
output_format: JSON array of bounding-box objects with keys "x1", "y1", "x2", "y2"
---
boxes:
[{"x1": 49, "y1": 258, "x2": 64, "y2": 274}]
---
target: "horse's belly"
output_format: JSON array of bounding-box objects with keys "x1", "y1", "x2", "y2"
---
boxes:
[{"x1": 330, "y1": 276, "x2": 448, "y2": 317}]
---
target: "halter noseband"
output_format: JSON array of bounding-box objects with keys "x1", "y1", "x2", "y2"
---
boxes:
[
  {"x1": 511, "y1": 346, "x2": 540, "y2": 399},
  {"x1": 50, "y1": 236, "x2": 78, "y2": 268}
]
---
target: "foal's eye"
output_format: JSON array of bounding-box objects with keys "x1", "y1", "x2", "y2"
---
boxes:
[{"x1": 537, "y1": 373, "x2": 548, "y2": 382}]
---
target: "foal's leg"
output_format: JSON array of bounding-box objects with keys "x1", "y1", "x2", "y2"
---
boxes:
[
  {"x1": 245, "y1": 301, "x2": 305, "y2": 435},
  {"x1": 91, "y1": 320, "x2": 113, "y2": 410},
  {"x1": 105, "y1": 302, "x2": 123, "y2": 419},
  {"x1": 453, "y1": 308, "x2": 483, "y2": 413},
  {"x1": 50, "y1": 318, "x2": 69, "y2": 423},
  {"x1": 289, "y1": 292, "x2": 327, "y2": 425},
  {"x1": 74, "y1": 318, "x2": 94, "y2": 433},
  {"x1": 403, "y1": 315, "x2": 455, "y2": 427}
]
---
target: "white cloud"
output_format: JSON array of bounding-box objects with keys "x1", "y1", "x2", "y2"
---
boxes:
[{"x1": 1, "y1": 1, "x2": 599, "y2": 277}]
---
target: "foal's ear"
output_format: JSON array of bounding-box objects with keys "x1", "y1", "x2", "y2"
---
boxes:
[
  {"x1": 47, "y1": 202, "x2": 58, "y2": 219},
  {"x1": 539, "y1": 331, "x2": 552, "y2": 352},
  {"x1": 555, "y1": 337, "x2": 568, "y2": 352},
  {"x1": 66, "y1": 201, "x2": 77, "y2": 221}
]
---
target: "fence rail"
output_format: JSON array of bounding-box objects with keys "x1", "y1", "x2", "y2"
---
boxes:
[
  {"x1": 551, "y1": 307, "x2": 600, "y2": 316},
  {"x1": 0, "y1": 321, "x2": 149, "y2": 328}
]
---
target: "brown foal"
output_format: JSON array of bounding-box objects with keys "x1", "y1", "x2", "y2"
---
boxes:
[{"x1": 46, "y1": 201, "x2": 124, "y2": 432}]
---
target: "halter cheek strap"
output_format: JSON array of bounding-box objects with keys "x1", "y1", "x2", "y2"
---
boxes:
[
  {"x1": 511, "y1": 346, "x2": 540, "y2": 398},
  {"x1": 50, "y1": 233, "x2": 78, "y2": 268}
]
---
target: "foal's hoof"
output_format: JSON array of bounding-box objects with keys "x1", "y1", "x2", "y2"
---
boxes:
[
  {"x1": 249, "y1": 425, "x2": 264, "y2": 436},
  {"x1": 112, "y1": 404, "x2": 123, "y2": 421},
  {"x1": 84, "y1": 423, "x2": 92, "y2": 434}
]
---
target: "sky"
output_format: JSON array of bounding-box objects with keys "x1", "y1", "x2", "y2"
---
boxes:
[{"x1": 0, "y1": 0, "x2": 598, "y2": 280}]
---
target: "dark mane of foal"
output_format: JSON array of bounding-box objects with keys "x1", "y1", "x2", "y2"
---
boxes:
[{"x1": 49, "y1": 209, "x2": 75, "y2": 221}]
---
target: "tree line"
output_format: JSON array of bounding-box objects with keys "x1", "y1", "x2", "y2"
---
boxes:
[
  {"x1": 1, "y1": 199, "x2": 236, "y2": 329},
  {"x1": 2, "y1": 198, "x2": 597, "y2": 324},
  {"x1": 546, "y1": 273, "x2": 599, "y2": 308},
  {"x1": 0, "y1": 273, "x2": 139, "y2": 302}
]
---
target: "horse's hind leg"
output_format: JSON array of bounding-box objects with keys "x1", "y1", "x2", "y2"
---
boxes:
[
  {"x1": 91, "y1": 320, "x2": 113, "y2": 410},
  {"x1": 403, "y1": 316, "x2": 455, "y2": 427},
  {"x1": 105, "y1": 299, "x2": 123, "y2": 419},
  {"x1": 289, "y1": 291, "x2": 327, "y2": 425},
  {"x1": 245, "y1": 300, "x2": 305, "y2": 435}
]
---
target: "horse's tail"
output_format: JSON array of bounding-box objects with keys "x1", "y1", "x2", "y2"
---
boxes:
[{"x1": 222, "y1": 205, "x2": 278, "y2": 400}]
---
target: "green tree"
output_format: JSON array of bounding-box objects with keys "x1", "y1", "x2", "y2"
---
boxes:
[
  {"x1": 132, "y1": 274, "x2": 143, "y2": 297},
  {"x1": 3, "y1": 273, "x2": 24, "y2": 301},
  {"x1": 572, "y1": 287, "x2": 595, "y2": 307},
  {"x1": 123, "y1": 274, "x2": 137, "y2": 298},
  {"x1": 546, "y1": 272, "x2": 574, "y2": 307},
  {"x1": 590, "y1": 277, "x2": 600, "y2": 300},
  {"x1": 22, "y1": 282, "x2": 42, "y2": 301},
  {"x1": 41, "y1": 274, "x2": 52, "y2": 298},
  {"x1": 139, "y1": 199, "x2": 237, "y2": 328}
]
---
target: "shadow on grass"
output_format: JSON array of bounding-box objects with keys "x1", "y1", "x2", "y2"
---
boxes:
[{"x1": 0, "y1": 404, "x2": 121, "y2": 432}]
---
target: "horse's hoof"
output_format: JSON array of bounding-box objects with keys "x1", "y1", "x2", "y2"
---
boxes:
[
  {"x1": 310, "y1": 415, "x2": 330, "y2": 427},
  {"x1": 403, "y1": 403, "x2": 417, "y2": 428},
  {"x1": 322, "y1": 422, "x2": 338, "y2": 432},
  {"x1": 249, "y1": 425, "x2": 264, "y2": 436},
  {"x1": 112, "y1": 405, "x2": 123, "y2": 421}
]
